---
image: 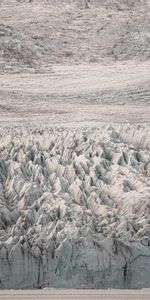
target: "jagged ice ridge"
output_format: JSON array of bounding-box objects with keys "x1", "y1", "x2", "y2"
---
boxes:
[{"x1": 0, "y1": 124, "x2": 150, "y2": 288}]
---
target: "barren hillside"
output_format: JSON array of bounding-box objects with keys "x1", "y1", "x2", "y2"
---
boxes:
[{"x1": 0, "y1": 0, "x2": 150, "y2": 72}]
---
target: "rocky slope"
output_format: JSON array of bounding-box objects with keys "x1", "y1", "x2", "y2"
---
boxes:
[
  {"x1": 0, "y1": 125, "x2": 150, "y2": 288},
  {"x1": 0, "y1": 0, "x2": 150, "y2": 72}
]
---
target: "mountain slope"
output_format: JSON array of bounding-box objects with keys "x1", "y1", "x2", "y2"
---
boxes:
[{"x1": 0, "y1": 0, "x2": 150, "y2": 72}]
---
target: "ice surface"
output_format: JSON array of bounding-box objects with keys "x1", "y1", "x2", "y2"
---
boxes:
[{"x1": 0, "y1": 125, "x2": 150, "y2": 289}]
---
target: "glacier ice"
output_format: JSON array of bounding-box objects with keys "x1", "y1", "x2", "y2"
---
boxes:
[{"x1": 0, "y1": 124, "x2": 150, "y2": 289}]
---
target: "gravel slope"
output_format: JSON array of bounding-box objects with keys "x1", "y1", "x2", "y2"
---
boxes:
[
  {"x1": 0, "y1": 62, "x2": 150, "y2": 125},
  {"x1": 0, "y1": 0, "x2": 150, "y2": 72}
]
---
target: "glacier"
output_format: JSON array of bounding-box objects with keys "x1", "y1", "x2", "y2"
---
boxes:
[{"x1": 0, "y1": 124, "x2": 150, "y2": 289}]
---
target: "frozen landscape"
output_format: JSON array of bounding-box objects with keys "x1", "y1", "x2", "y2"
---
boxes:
[
  {"x1": 0, "y1": 124, "x2": 150, "y2": 289},
  {"x1": 0, "y1": 0, "x2": 150, "y2": 293}
]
